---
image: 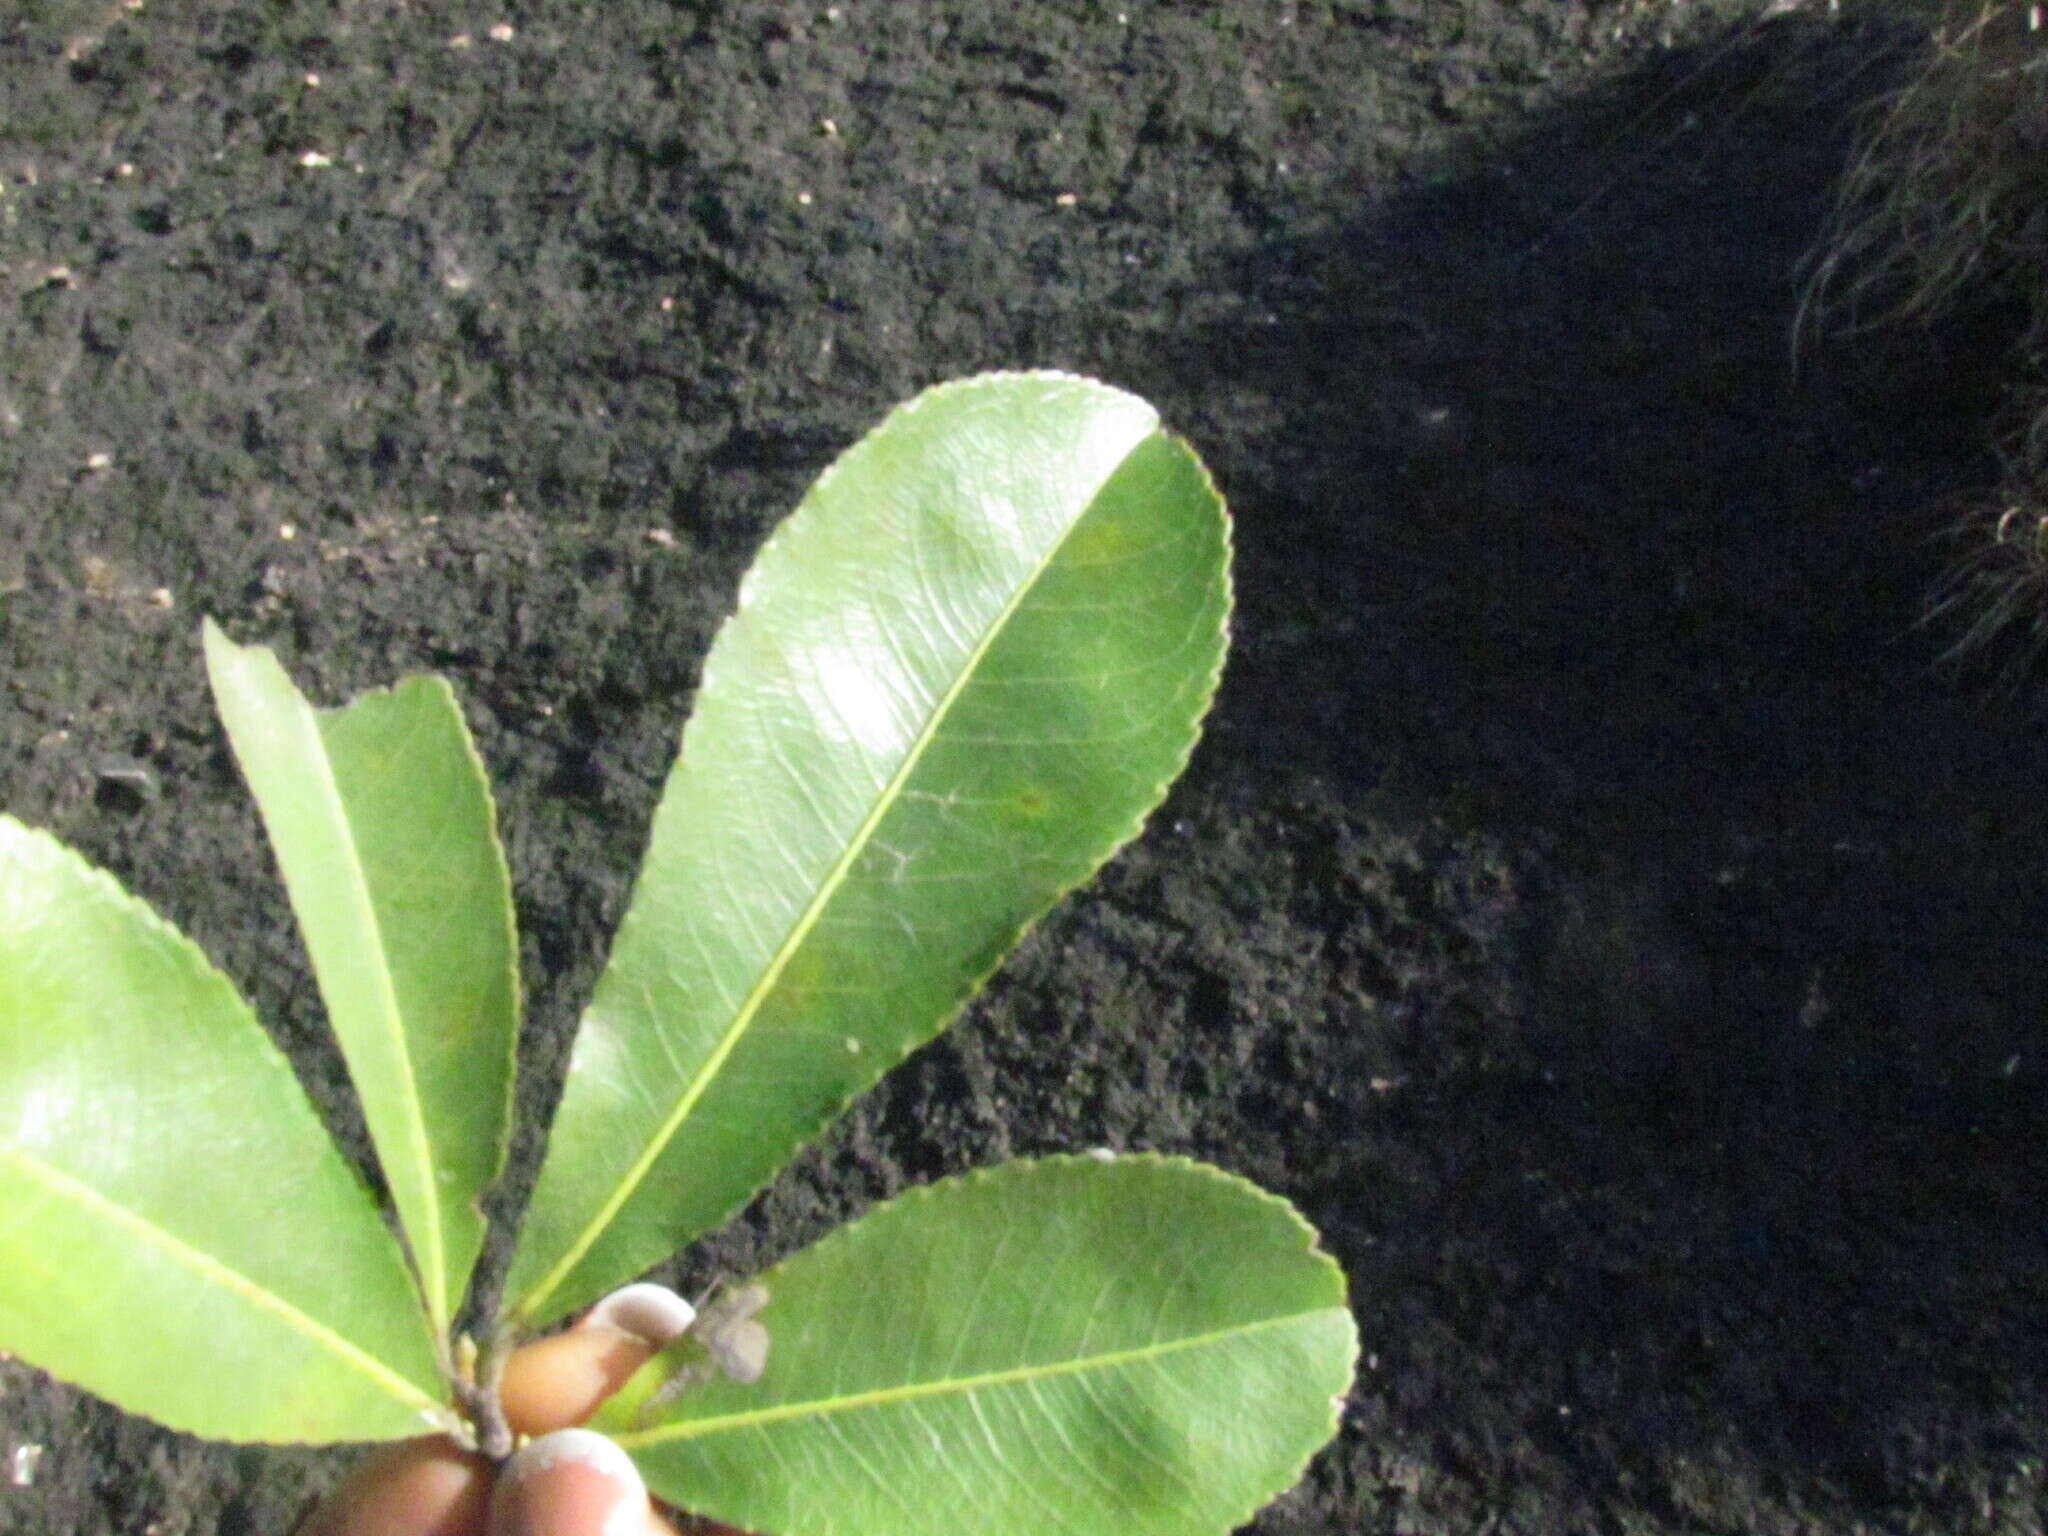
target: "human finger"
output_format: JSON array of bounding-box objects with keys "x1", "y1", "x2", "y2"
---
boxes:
[
  {"x1": 499, "y1": 1282, "x2": 697, "y2": 1435},
  {"x1": 293, "y1": 1437, "x2": 491, "y2": 1536},
  {"x1": 489, "y1": 1427, "x2": 687, "y2": 1536},
  {"x1": 298, "y1": 1284, "x2": 700, "y2": 1536}
]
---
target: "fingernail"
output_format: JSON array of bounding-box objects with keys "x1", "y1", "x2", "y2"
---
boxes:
[
  {"x1": 492, "y1": 1428, "x2": 648, "y2": 1536},
  {"x1": 582, "y1": 1282, "x2": 697, "y2": 1346}
]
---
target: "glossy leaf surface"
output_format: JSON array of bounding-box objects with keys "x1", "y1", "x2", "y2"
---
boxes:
[
  {"x1": 506, "y1": 373, "x2": 1231, "y2": 1325},
  {"x1": 203, "y1": 620, "x2": 519, "y2": 1334},
  {"x1": 600, "y1": 1156, "x2": 1355, "y2": 1536},
  {"x1": 0, "y1": 817, "x2": 448, "y2": 1442}
]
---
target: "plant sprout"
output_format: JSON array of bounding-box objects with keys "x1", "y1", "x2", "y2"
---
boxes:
[{"x1": 0, "y1": 372, "x2": 1356, "y2": 1536}]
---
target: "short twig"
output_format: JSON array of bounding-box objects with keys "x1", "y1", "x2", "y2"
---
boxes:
[{"x1": 452, "y1": 1330, "x2": 518, "y2": 1462}]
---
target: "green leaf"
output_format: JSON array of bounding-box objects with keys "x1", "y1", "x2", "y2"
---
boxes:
[
  {"x1": 0, "y1": 817, "x2": 450, "y2": 1443},
  {"x1": 202, "y1": 620, "x2": 519, "y2": 1335},
  {"x1": 599, "y1": 1156, "x2": 1355, "y2": 1536},
  {"x1": 505, "y1": 372, "x2": 1231, "y2": 1326}
]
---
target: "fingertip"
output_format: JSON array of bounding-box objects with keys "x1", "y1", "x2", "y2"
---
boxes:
[
  {"x1": 499, "y1": 1326, "x2": 658, "y2": 1435},
  {"x1": 580, "y1": 1283, "x2": 696, "y2": 1346},
  {"x1": 490, "y1": 1429, "x2": 649, "y2": 1536}
]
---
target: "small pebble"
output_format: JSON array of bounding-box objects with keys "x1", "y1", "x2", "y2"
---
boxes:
[{"x1": 9, "y1": 1444, "x2": 42, "y2": 1487}]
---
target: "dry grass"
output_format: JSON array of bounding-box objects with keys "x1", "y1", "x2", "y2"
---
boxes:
[
  {"x1": 1802, "y1": 0, "x2": 2048, "y2": 678},
  {"x1": 1924, "y1": 383, "x2": 2048, "y2": 673},
  {"x1": 1802, "y1": 0, "x2": 2048, "y2": 343}
]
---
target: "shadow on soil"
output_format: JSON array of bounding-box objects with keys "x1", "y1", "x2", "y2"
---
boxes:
[{"x1": 1159, "y1": 11, "x2": 2048, "y2": 1533}]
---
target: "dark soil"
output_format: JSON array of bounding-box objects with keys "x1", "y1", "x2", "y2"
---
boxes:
[{"x1": 3, "y1": 2, "x2": 2045, "y2": 1534}]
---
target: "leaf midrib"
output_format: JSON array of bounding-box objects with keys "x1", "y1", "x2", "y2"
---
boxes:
[
  {"x1": 514, "y1": 446, "x2": 1154, "y2": 1320},
  {"x1": 207, "y1": 628, "x2": 451, "y2": 1330},
  {"x1": 299, "y1": 713, "x2": 446, "y2": 1326},
  {"x1": 2, "y1": 1141, "x2": 441, "y2": 1415},
  {"x1": 616, "y1": 1305, "x2": 1337, "y2": 1447}
]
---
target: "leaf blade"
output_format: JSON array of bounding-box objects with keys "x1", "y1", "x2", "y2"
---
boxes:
[
  {"x1": 506, "y1": 373, "x2": 1230, "y2": 1325},
  {"x1": 202, "y1": 621, "x2": 519, "y2": 1333},
  {"x1": 0, "y1": 816, "x2": 449, "y2": 1442},
  {"x1": 603, "y1": 1156, "x2": 1355, "y2": 1536}
]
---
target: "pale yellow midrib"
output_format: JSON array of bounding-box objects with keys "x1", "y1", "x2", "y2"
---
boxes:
[
  {"x1": 520, "y1": 455, "x2": 1146, "y2": 1319},
  {"x1": 616, "y1": 1307, "x2": 1330, "y2": 1447},
  {"x1": 210, "y1": 635, "x2": 450, "y2": 1330},
  {"x1": 304, "y1": 705, "x2": 448, "y2": 1329},
  {"x1": 319, "y1": 753, "x2": 448, "y2": 1327},
  {"x1": 2, "y1": 1142, "x2": 440, "y2": 1411}
]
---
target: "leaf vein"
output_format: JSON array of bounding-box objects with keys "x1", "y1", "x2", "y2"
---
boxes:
[
  {"x1": 1, "y1": 1143, "x2": 439, "y2": 1416},
  {"x1": 618, "y1": 1308, "x2": 1330, "y2": 1447}
]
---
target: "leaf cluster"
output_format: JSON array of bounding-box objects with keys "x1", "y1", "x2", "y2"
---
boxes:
[{"x1": 0, "y1": 373, "x2": 1355, "y2": 1536}]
